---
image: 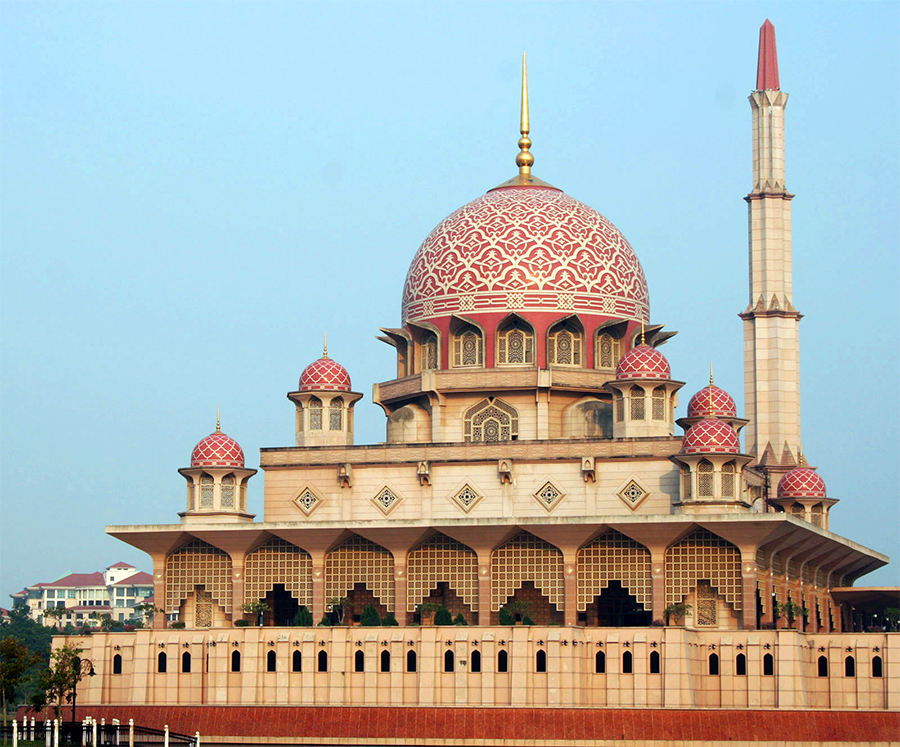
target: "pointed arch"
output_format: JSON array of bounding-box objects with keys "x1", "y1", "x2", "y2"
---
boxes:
[
  {"x1": 308, "y1": 397, "x2": 323, "y2": 430},
  {"x1": 329, "y1": 398, "x2": 344, "y2": 431},
  {"x1": 407, "y1": 534, "x2": 478, "y2": 613},
  {"x1": 651, "y1": 386, "x2": 666, "y2": 420},
  {"x1": 325, "y1": 536, "x2": 395, "y2": 612},
  {"x1": 451, "y1": 321, "x2": 483, "y2": 367},
  {"x1": 630, "y1": 385, "x2": 645, "y2": 420},
  {"x1": 165, "y1": 538, "x2": 233, "y2": 615},
  {"x1": 491, "y1": 531, "x2": 564, "y2": 612},
  {"x1": 464, "y1": 398, "x2": 518, "y2": 442},
  {"x1": 577, "y1": 530, "x2": 651, "y2": 612},
  {"x1": 596, "y1": 331, "x2": 621, "y2": 370},
  {"x1": 548, "y1": 318, "x2": 583, "y2": 366},
  {"x1": 422, "y1": 331, "x2": 439, "y2": 371},
  {"x1": 496, "y1": 316, "x2": 535, "y2": 365},
  {"x1": 698, "y1": 460, "x2": 714, "y2": 497},
  {"x1": 665, "y1": 528, "x2": 741, "y2": 612},
  {"x1": 245, "y1": 537, "x2": 313, "y2": 610}
]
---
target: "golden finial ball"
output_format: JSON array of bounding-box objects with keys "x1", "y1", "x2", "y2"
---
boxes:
[
  {"x1": 518, "y1": 136, "x2": 532, "y2": 150},
  {"x1": 516, "y1": 152, "x2": 535, "y2": 168}
]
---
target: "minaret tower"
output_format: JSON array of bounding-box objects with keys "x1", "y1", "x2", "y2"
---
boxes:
[{"x1": 741, "y1": 20, "x2": 802, "y2": 473}]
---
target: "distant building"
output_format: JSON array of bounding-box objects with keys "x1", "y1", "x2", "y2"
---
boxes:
[{"x1": 10, "y1": 562, "x2": 153, "y2": 627}]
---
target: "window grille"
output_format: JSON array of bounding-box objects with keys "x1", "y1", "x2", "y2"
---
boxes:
[
  {"x1": 791, "y1": 503, "x2": 804, "y2": 518},
  {"x1": 244, "y1": 537, "x2": 313, "y2": 609},
  {"x1": 453, "y1": 326, "x2": 482, "y2": 367},
  {"x1": 463, "y1": 398, "x2": 518, "y2": 442},
  {"x1": 491, "y1": 531, "x2": 563, "y2": 611},
  {"x1": 329, "y1": 398, "x2": 343, "y2": 431},
  {"x1": 721, "y1": 462, "x2": 735, "y2": 498},
  {"x1": 630, "y1": 386, "x2": 645, "y2": 420},
  {"x1": 296, "y1": 404, "x2": 303, "y2": 431},
  {"x1": 597, "y1": 333, "x2": 619, "y2": 369},
  {"x1": 810, "y1": 503, "x2": 824, "y2": 527},
  {"x1": 548, "y1": 321, "x2": 582, "y2": 366},
  {"x1": 325, "y1": 536, "x2": 395, "y2": 612},
  {"x1": 308, "y1": 397, "x2": 322, "y2": 430},
  {"x1": 186, "y1": 479, "x2": 194, "y2": 510},
  {"x1": 698, "y1": 461, "x2": 714, "y2": 497},
  {"x1": 696, "y1": 580, "x2": 717, "y2": 626},
  {"x1": 423, "y1": 332, "x2": 438, "y2": 370},
  {"x1": 166, "y1": 538, "x2": 232, "y2": 614},
  {"x1": 497, "y1": 319, "x2": 534, "y2": 364},
  {"x1": 682, "y1": 466, "x2": 692, "y2": 500},
  {"x1": 652, "y1": 386, "x2": 666, "y2": 420},
  {"x1": 665, "y1": 528, "x2": 741, "y2": 610},
  {"x1": 615, "y1": 392, "x2": 624, "y2": 422},
  {"x1": 220, "y1": 475, "x2": 235, "y2": 508},
  {"x1": 577, "y1": 530, "x2": 651, "y2": 612},
  {"x1": 200, "y1": 475, "x2": 214, "y2": 508},
  {"x1": 407, "y1": 534, "x2": 478, "y2": 613}
]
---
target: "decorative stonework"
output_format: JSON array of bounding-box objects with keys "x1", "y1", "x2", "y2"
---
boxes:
[
  {"x1": 533, "y1": 481, "x2": 565, "y2": 511},
  {"x1": 402, "y1": 187, "x2": 649, "y2": 325},
  {"x1": 293, "y1": 487, "x2": 322, "y2": 516},
  {"x1": 372, "y1": 485, "x2": 402, "y2": 515},
  {"x1": 616, "y1": 477, "x2": 651, "y2": 510},
  {"x1": 451, "y1": 483, "x2": 483, "y2": 514}
]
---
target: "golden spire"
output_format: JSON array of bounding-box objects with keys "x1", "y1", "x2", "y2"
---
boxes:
[
  {"x1": 216, "y1": 405, "x2": 221, "y2": 434},
  {"x1": 323, "y1": 332, "x2": 328, "y2": 359},
  {"x1": 640, "y1": 320, "x2": 646, "y2": 346},
  {"x1": 708, "y1": 363, "x2": 714, "y2": 418},
  {"x1": 516, "y1": 52, "x2": 533, "y2": 175},
  {"x1": 709, "y1": 361, "x2": 715, "y2": 386}
]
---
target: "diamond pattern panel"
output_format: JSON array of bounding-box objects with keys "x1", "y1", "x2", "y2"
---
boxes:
[
  {"x1": 777, "y1": 467, "x2": 827, "y2": 499},
  {"x1": 681, "y1": 418, "x2": 741, "y2": 454},
  {"x1": 402, "y1": 187, "x2": 649, "y2": 325},
  {"x1": 299, "y1": 357, "x2": 352, "y2": 392},
  {"x1": 190, "y1": 432, "x2": 244, "y2": 468},
  {"x1": 615, "y1": 345, "x2": 671, "y2": 380},
  {"x1": 687, "y1": 385, "x2": 737, "y2": 418}
]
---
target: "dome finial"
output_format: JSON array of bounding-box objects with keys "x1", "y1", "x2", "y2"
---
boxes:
[
  {"x1": 709, "y1": 361, "x2": 715, "y2": 386},
  {"x1": 515, "y1": 52, "x2": 534, "y2": 175},
  {"x1": 708, "y1": 367, "x2": 715, "y2": 418},
  {"x1": 323, "y1": 332, "x2": 328, "y2": 359},
  {"x1": 216, "y1": 405, "x2": 221, "y2": 434},
  {"x1": 640, "y1": 320, "x2": 646, "y2": 346}
]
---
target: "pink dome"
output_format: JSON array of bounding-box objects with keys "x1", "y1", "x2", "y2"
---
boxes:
[
  {"x1": 778, "y1": 467, "x2": 827, "y2": 499},
  {"x1": 681, "y1": 418, "x2": 741, "y2": 454},
  {"x1": 687, "y1": 385, "x2": 737, "y2": 419},
  {"x1": 402, "y1": 186, "x2": 649, "y2": 326},
  {"x1": 299, "y1": 356, "x2": 351, "y2": 392},
  {"x1": 616, "y1": 345, "x2": 671, "y2": 380},
  {"x1": 191, "y1": 431, "x2": 245, "y2": 468}
]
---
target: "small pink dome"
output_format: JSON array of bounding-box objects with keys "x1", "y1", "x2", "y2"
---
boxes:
[
  {"x1": 778, "y1": 467, "x2": 827, "y2": 499},
  {"x1": 191, "y1": 432, "x2": 245, "y2": 468},
  {"x1": 299, "y1": 356, "x2": 351, "y2": 392},
  {"x1": 616, "y1": 345, "x2": 671, "y2": 380},
  {"x1": 681, "y1": 418, "x2": 741, "y2": 454},
  {"x1": 687, "y1": 385, "x2": 737, "y2": 419}
]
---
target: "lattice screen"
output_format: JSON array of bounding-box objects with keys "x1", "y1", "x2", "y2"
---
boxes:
[
  {"x1": 165, "y1": 538, "x2": 232, "y2": 614},
  {"x1": 665, "y1": 528, "x2": 741, "y2": 610},
  {"x1": 244, "y1": 537, "x2": 313, "y2": 608},
  {"x1": 325, "y1": 536, "x2": 395, "y2": 612},
  {"x1": 577, "y1": 530, "x2": 651, "y2": 612},
  {"x1": 491, "y1": 532, "x2": 563, "y2": 611},
  {"x1": 407, "y1": 535, "x2": 479, "y2": 612}
]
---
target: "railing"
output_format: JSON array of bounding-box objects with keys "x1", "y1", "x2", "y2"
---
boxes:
[{"x1": 2, "y1": 719, "x2": 199, "y2": 747}]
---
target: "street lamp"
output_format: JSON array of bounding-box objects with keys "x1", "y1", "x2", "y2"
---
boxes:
[{"x1": 70, "y1": 657, "x2": 95, "y2": 745}]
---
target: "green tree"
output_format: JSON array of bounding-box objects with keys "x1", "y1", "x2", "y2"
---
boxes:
[
  {"x1": 1, "y1": 637, "x2": 38, "y2": 736},
  {"x1": 133, "y1": 602, "x2": 163, "y2": 625},
  {"x1": 381, "y1": 612, "x2": 398, "y2": 626},
  {"x1": 239, "y1": 601, "x2": 271, "y2": 626},
  {"x1": 360, "y1": 605, "x2": 381, "y2": 627},
  {"x1": 663, "y1": 603, "x2": 692, "y2": 625},
  {"x1": 0, "y1": 603, "x2": 53, "y2": 712},
  {"x1": 882, "y1": 607, "x2": 899, "y2": 632},
  {"x1": 433, "y1": 606, "x2": 453, "y2": 626},
  {"x1": 521, "y1": 615, "x2": 535, "y2": 626},
  {"x1": 293, "y1": 606, "x2": 314, "y2": 626},
  {"x1": 452, "y1": 613, "x2": 468, "y2": 626},
  {"x1": 499, "y1": 607, "x2": 516, "y2": 626},
  {"x1": 34, "y1": 644, "x2": 85, "y2": 720},
  {"x1": 41, "y1": 607, "x2": 66, "y2": 627},
  {"x1": 327, "y1": 597, "x2": 350, "y2": 625}
]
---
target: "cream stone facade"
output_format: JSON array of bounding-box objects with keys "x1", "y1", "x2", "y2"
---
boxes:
[{"x1": 52, "y1": 22, "x2": 897, "y2": 744}]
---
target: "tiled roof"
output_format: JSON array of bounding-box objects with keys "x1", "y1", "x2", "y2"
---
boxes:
[
  {"x1": 64, "y1": 605, "x2": 113, "y2": 612},
  {"x1": 44, "y1": 572, "x2": 105, "y2": 588},
  {"x1": 107, "y1": 561, "x2": 135, "y2": 569},
  {"x1": 114, "y1": 571, "x2": 153, "y2": 586}
]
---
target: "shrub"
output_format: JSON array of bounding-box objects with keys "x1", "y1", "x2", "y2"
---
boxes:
[
  {"x1": 317, "y1": 616, "x2": 332, "y2": 627},
  {"x1": 452, "y1": 613, "x2": 468, "y2": 626},
  {"x1": 382, "y1": 612, "x2": 399, "y2": 626},
  {"x1": 521, "y1": 615, "x2": 535, "y2": 626},
  {"x1": 171, "y1": 621, "x2": 186, "y2": 629},
  {"x1": 650, "y1": 619, "x2": 665, "y2": 627},
  {"x1": 293, "y1": 606, "x2": 314, "y2": 626},
  {"x1": 361, "y1": 605, "x2": 381, "y2": 627},
  {"x1": 234, "y1": 619, "x2": 250, "y2": 627},
  {"x1": 499, "y1": 607, "x2": 516, "y2": 626},
  {"x1": 434, "y1": 606, "x2": 453, "y2": 626}
]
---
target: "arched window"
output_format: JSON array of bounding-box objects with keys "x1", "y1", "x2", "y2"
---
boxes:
[
  {"x1": 596, "y1": 333, "x2": 619, "y2": 370},
  {"x1": 463, "y1": 398, "x2": 518, "y2": 442},
  {"x1": 380, "y1": 650, "x2": 391, "y2": 673},
  {"x1": 406, "y1": 650, "x2": 417, "y2": 673},
  {"x1": 267, "y1": 650, "x2": 276, "y2": 673},
  {"x1": 444, "y1": 650, "x2": 454, "y2": 672},
  {"x1": 308, "y1": 397, "x2": 323, "y2": 430},
  {"x1": 182, "y1": 652, "x2": 191, "y2": 673},
  {"x1": 817, "y1": 655, "x2": 828, "y2": 677},
  {"x1": 698, "y1": 460, "x2": 714, "y2": 497},
  {"x1": 452, "y1": 324, "x2": 482, "y2": 367},
  {"x1": 329, "y1": 398, "x2": 343, "y2": 431},
  {"x1": 292, "y1": 650, "x2": 302, "y2": 672},
  {"x1": 792, "y1": 503, "x2": 804, "y2": 518},
  {"x1": 497, "y1": 319, "x2": 534, "y2": 365},
  {"x1": 721, "y1": 462, "x2": 735, "y2": 498},
  {"x1": 652, "y1": 386, "x2": 666, "y2": 420},
  {"x1": 810, "y1": 503, "x2": 824, "y2": 527},
  {"x1": 354, "y1": 650, "x2": 365, "y2": 673},
  {"x1": 536, "y1": 649, "x2": 547, "y2": 673},
  {"x1": 422, "y1": 332, "x2": 438, "y2": 371},
  {"x1": 844, "y1": 655, "x2": 855, "y2": 677},
  {"x1": 595, "y1": 651, "x2": 606, "y2": 674},
  {"x1": 498, "y1": 650, "x2": 509, "y2": 673},
  {"x1": 649, "y1": 650, "x2": 660, "y2": 674},
  {"x1": 199, "y1": 475, "x2": 214, "y2": 508},
  {"x1": 231, "y1": 650, "x2": 241, "y2": 673},
  {"x1": 681, "y1": 466, "x2": 692, "y2": 499},
  {"x1": 630, "y1": 385, "x2": 645, "y2": 420},
  {"x1": 872, "y1": 655, "x2": 883, "y2": 678},
  {"x1": 470, "y1": 650, "x2": 482, "y2": 673},
  {"x1": 548, "y1": 320, "x2": 582, "y2": 366},
  {"x1": 317, "y1": 651, "x2": 328, "y2": 672},
  {"x1": 113, "y1": 654, "x2": 122, "y2": 675},
  {"x1": 157, "y1": 652, "x2": 167, "y2": 673},
  {"x1": 622, "y1": 651, "x2": 633, "y2": 674},
  {"x1": 708, "y1": 653, "x2": 720, "y2": 675},
  {"x1": 763, "y1": 653, "x2": 774, "y2": 676},
  {"x1": 220, "y1": 475, "x2": 235, "y2": 508},
  {"x1": 615, "y1": 392, "x2": 624, "y2": 422},
  {"x1": 736, "y1": 653, "x2": 747, "y2": 676}
]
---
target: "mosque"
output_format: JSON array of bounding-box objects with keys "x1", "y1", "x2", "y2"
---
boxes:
[{"x1": 56, "y1": 21, "x2": 897, "y2": 746}]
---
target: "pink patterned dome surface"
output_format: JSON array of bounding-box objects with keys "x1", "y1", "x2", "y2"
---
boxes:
[
  {"x1": 402, "y1": 187, "x2": 649, "y2": 326},
  {"x1": 616, "y1": 345, "x2": 671, "y2": 380},
  {"x1": 777, "y1": 467, "x2": 827, "y2": 499},
  {"x1": 687, "y1": 385, "x2": 737, "y2": 418},
  {"x1": 299, "y1": 356, "x2": 352, "y2": 392},
  {"x1": 191, "y1": 432, "x2": 245, "y2": 468},
  {"x1": 681, "y1": 418, "x2": 741, "y2": 454}
]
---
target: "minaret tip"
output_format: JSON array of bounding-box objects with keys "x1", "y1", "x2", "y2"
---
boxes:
[
  {"x1": 756, "y1": 19, "x2": 780, "y2": 91},
  {"x1": 323, "y1": 332, "x2": 328, "y2": 359},
  {"x1": 216, "y1": 405, "x2": 221, "y2": 434},
  {"x1": 516, "y1": 52, "x2": 533, "y2": 175}
]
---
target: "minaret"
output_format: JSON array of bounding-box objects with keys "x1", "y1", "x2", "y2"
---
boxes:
[{"x1": 740, "y1": 20, "x2": 802, "y2": 473}]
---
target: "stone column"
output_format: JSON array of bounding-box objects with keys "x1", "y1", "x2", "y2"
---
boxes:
[
  {"x1": 740, "y1": 550, "x2": 758, "y2": 630},
  {"x1": 649, "y1": 548, "x2": 667, "y2": 623},
  {"x1": 309, "y1": 553, "x2": 326, "y2": 624},
  {"x1": 476, "y1": 555, "x2": 492, "y2": 626},
  {"x1": 230, "y1": 551, "x2": 247, "y2": 624},
  {"x1": 563, "y1": 552, "x2": 578, "y2": 626},
  {"x1": 393, "y1": 563, "x2": 408, "y2": 625},
  {"x1": 150, "y1": 552, "x2": 167, "y2": 630}
]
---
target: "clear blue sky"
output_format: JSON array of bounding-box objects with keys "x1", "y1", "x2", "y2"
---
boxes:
[{"x1": 2, "y1": 1, "x2": 897, "y2": 600}]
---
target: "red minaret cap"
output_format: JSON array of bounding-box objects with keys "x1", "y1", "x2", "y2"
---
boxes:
[{"x1": 756, "y1": 19, "x2": 780, "y2": 90}]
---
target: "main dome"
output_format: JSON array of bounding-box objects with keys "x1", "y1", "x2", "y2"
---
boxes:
[{"x1": 402, "y1": 186, "x2": 649, "y2": 326}]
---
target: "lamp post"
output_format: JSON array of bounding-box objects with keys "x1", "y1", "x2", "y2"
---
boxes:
[{"x1": 70, "y1": 657, "x2": 95, "y2": 745}]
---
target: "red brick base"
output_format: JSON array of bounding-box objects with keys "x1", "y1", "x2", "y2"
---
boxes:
[{"x1": 17, "y1": 704, "x2": 900, "y2": 744}]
